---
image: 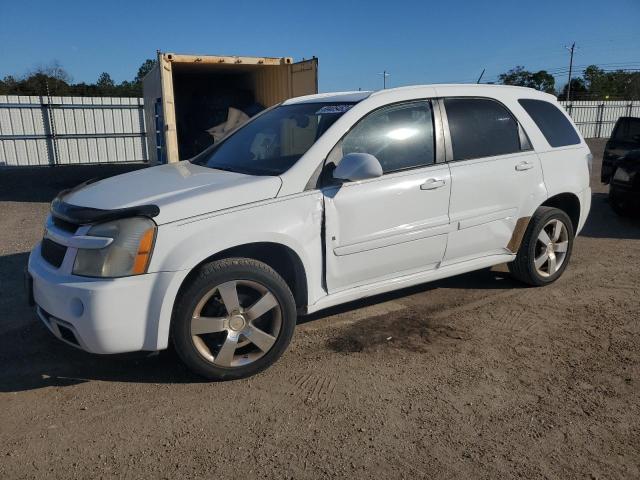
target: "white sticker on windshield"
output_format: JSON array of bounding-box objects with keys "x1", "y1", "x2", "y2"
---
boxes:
[{"x1": 315, "y1": 105, "x2": 354, "y2": 114}]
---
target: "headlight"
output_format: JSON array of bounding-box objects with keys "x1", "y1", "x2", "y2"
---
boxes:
[
  {"x1": 613, "y1": 168, "x2": 632, "y2": 183},
  {"x1": 73, "y1": 217, "x2": 156, "y2": 277}
]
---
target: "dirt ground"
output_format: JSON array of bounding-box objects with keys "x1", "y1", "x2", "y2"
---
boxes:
[{"x1": 1, "y1": 140, "x2": 638, "y2": 479}]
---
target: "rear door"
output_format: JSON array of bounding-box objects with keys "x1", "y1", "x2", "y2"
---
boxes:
[
  {"x1": 290, "y1": 58, "x2": 318, "y2": 98},
  {"x1": 441, "y1": 97, "x2": 547, "y2": 264},
  {"x1": 323, "y1": 100, "x2": 451, "y2": 292}
]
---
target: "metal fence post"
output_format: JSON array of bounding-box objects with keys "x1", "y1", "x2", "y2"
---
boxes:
[
  {"x1": 40, "y1": 95, "x2": 57, "y2": 166},
  {"x1": 596, "y1": 102, "x2": 605, "y2": 138},
  {"x1": 44, "y1": 81, "x2": 59, "y2": 165}
]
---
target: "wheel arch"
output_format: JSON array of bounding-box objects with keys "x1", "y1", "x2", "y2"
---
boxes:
[
  {"x1": 541, "y1": 192, "x2": 581, "y2": 233},
  {"x1": 508, "y1": 192, "x2": 582, "y2": 255},
  {"x1": 173, "y1": 241, "x2": 309, "y2": 311}
]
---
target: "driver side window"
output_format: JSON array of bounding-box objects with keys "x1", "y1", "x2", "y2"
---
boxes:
[{"x1": 338, "y1": 100, "x2": 435, "y2": 174}]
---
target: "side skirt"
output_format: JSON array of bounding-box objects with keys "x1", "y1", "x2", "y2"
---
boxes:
[{"x1": 305, "y1": 253, "x2": 515, "y2": 315}]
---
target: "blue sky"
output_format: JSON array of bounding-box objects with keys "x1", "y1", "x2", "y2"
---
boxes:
[{"x1": 1, "y1": 0, "x2": 639, "y2": 92}]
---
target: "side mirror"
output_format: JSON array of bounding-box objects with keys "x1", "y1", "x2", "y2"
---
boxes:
[{"x1": 332, "y1": 153, "x2": 383, "y2": 182}]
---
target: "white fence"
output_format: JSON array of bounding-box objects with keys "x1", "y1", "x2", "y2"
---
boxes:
[
  {"x1": 0, "y1": 95, "x2": 147, "y2": 167},
  {"x1": 559, "y1": 100, "x2": 640, "y2": 139},
  {"x1": 1, "y1": 95, "x2": 639, "y2": 167}
]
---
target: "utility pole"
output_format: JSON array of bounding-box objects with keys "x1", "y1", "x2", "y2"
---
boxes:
[
  {"x1": 377, "y1": 70, "x2": 391, "y2": 89},
  {"x1": 565, "y1": 42, "x2": 576, "y2": 102}
]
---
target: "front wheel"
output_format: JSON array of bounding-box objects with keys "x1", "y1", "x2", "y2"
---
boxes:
[
  {"x1": 171, "y1": 258, "x2": 297, "y2": 381},
  {"x1": 508, "y1": 207, "x2": 574, "y2": 286}
]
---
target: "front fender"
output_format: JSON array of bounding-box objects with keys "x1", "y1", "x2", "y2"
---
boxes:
[{"x1": 148, "y1": 192, "x2": 325, "y2": 350}]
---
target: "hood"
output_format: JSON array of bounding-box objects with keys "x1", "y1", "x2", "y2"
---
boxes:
[{"x1": 63, "y1": 161, "x2": 282, "y2": 224}]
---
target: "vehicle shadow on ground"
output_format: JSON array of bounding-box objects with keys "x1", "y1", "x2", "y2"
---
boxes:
[
  {"x1": 0, "y1": 251, "x2": 203, "y2": 393},
  {"x1": 0, "y1": 164, "x2": 147, "y2": 203},
  {"x1": 580, "y1": 193, "x2": 640, "y2": 240},
  {"x1": 300, "y1": 267, "x2": 518, "y2": 326},
  {"x1": 0, "y1": 252, "x2": 518, "y2": 392}
]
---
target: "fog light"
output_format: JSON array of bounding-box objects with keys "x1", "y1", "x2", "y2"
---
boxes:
[{"x1": 70, "y1": 298, "x2": 84, "y2": 317}]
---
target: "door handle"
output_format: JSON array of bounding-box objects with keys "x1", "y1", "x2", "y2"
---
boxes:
[
  {"x1": 515, "y1": 161, "x2": 534, "y2": 171},
  {"x1": 420, "y1": 178, "x2": 446, "y2": 190}
]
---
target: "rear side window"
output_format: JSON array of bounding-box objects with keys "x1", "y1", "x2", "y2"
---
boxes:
[
  {"x1": 612, "y1": 117, "x2": 640, "y2": 143},
  {"x1": 518, "y1": 99, "x2": 581, "y2": 148},
  {"x1": 444, "y1": 98, "x2": 520, "y2": 161}
]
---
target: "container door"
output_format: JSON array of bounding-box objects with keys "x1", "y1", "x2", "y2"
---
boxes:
[
  {"x1": 142, "y1": 63, "x2": 163, "y2": 164},
  {"x1": 290, "y1": 58, "x2": 318, "y2": 98}
]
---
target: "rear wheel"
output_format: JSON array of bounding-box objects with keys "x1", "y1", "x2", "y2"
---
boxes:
[
  {"x1": 171, "y1": 258, "x2": 296, "y2": 380},
  {"x1": 508, "y1": 207, "x2": 574, "y2": 286}
]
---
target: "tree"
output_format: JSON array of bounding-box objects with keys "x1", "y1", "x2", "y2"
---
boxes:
[
  {"x1": 96, "y1": 72, "x2": 116, "y2": 95},
  {"x1": 583, "y1": 65, "x2": 640, "y2": 100},
  {"x1": 558, "y1": 78, "x2": 588, "y2": 101},
  {"x1": 17, "y1": 61, "x2": 74, "y2": 95},
  {"x1": 498, "y1": 66, "x2": 555, "y2": 93},
  {"x1": 135, "y1": 59, "x2": 156, "y2": 84},
  {"x1": 22, "y1": 73, "x2": 71, "y2": 96},
  {"x1": 0, "y1": 75, "x2": 19, "y2": 95},
  {"x1": 97, "y1": 72, "x2": 115, "y2": 89},
  {"x1": 0, "y1": 58, "x2": 157, "y2": 97},
  {"x1": 31, "y1": 61, "x2": 72, "y2": 84}
]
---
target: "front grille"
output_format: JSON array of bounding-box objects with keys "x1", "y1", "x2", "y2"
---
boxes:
[
  {"x1": 41, "y1": 237, "x2": 67, "y2": 268},
  {"x1": 52, "y1": 215, "x2": 78, "y2": 233}
]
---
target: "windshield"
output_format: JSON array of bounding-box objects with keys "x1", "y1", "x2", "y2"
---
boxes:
[{"x1": 191, "y1": 102, "x2": 355, "y2": 175}]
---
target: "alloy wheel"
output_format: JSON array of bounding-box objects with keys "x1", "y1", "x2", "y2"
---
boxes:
[
  {"x1": 190, "y1": 280, "x2": 282, "y2": 367},
  {"x1": 534, "y1": 219, "x2": 569, "y2": 278}
]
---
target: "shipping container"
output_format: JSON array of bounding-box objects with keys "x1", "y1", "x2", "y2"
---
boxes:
[{"x1": 143, "y1": 52, "x2": 318, "y2": 164}]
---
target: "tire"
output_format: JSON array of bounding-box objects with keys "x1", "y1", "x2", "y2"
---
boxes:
[
  {"x1": 609, "y1": 185, "x2": 632, "y2": 217},
  {"x1": 171, "y1": 258, "x2": 297, "y2": 381},
  {"x1": 508, "y1": 207, "x2": 575, "y2": 286}
]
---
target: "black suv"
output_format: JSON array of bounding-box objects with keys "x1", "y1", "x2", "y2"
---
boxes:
[
  {"x1": 609, "y1": 150, "x2": 640, "y2": 216},
  {"x1": 602, "y1": 116, "x2": 640, "y2": 184}
]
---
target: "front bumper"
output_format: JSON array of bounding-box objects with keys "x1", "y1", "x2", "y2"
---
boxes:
[
  {"x1": 28, "y1": 243, "x2": 175, "y2": 354},
  {"x1": 610, "y1": 182, "x2": 640, "y2": 208}
]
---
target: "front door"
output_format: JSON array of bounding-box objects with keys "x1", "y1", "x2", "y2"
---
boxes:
[{"x1": 323, "y1": 100, "x2": 451, "y2": 292}]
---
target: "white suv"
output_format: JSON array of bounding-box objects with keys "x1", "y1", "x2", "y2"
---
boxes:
[{"x1": 28, "y1": 85, "x2": 592, "y2": 380}]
